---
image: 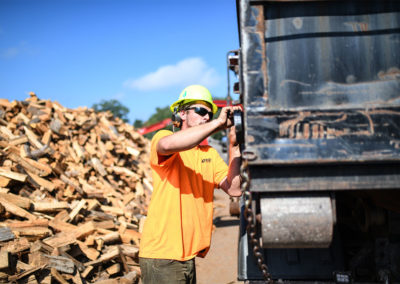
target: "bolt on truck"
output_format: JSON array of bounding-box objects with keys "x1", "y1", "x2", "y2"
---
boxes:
[{"x1": 228, "y1": 0, "x2": 400, "y2": 283}]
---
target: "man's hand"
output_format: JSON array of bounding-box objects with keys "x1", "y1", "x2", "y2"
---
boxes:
[{"x1": 217, "y1": 106, "x2": 242, "y2": 130}]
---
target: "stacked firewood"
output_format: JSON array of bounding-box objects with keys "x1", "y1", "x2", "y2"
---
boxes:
[{"x1": 0, "y1": 93, "x2": 152, "y2": 283}]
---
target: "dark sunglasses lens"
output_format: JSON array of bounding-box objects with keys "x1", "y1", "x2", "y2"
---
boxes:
[
  {"x1": 195, "y1": 107, "x2": 208, "y2": 116},
  {"x1": 195, "y1": 107, "x2": 213, "y2": 119}
]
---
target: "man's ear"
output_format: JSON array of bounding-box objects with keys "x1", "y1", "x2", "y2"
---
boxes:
[
  {"x1": 171, "y1": 109, "x2": 187, "y2": 128},
  {"x1": 180, "y1": 109, "x2": 187, "y2": 120},
  {"x1": 172, "y1": 112, "x2": 182, "y2": 128}
]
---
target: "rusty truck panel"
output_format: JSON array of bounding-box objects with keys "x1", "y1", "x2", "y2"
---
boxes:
[{"x1": 239, "y1": 1, "x2": 400, "y2": 165}]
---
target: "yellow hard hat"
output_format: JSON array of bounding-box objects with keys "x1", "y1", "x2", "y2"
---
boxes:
[{"x1": 170, "y1": 85, "x2": 218, "y2": 114}]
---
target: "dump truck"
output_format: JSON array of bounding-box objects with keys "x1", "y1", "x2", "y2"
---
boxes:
[{"x1": 228, "y1": 0, "x2": 400, "y2": 282}]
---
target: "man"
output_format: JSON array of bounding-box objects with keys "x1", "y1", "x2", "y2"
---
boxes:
[{"x1": 139, "y1": 85, "x2": 242, "y2": 284}]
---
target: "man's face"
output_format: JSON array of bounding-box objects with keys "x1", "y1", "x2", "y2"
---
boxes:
[{"x1": 184, "y1": 101, "x2": 213, "y2": 128}]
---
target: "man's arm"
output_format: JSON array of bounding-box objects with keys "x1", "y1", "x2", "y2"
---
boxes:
[
  {"x1": 220, "y1": 126, "x2": 242, "y2": 197},
  {"x1": 157, "y1": 119, "x2": 222, "y2": 155},
  {"x1": 157, "y1": 107, "x2": 235, "y2": 156}
]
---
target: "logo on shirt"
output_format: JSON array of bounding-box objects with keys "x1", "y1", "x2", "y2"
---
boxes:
[{"x1": 202, "y1": 158, "x2": 211, "y2": 163}]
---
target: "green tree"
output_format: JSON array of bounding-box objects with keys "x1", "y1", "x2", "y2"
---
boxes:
[
  {"x1": 133, "y1": 119, "x2": 143, "y2": 129},
  {"x1": 92, "y1": 99, "x2": 130, "y2": 122},
  {"x1": 142, "y1": 106, "x2": 173, "y2": 139},
  {"x1": 146, "y1": 106, "x2": 172, "y2": 125}
]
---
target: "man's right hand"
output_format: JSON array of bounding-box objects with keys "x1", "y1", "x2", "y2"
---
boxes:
[{"x1": 217, "y1": 106, "x2": 241, "y2": 129}]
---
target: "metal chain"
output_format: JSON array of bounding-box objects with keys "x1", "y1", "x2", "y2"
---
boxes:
[{"x1": 240, "y1": 159, "x2": 273, "y2": 283}]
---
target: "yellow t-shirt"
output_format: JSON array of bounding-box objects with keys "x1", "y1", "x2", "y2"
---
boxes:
[{"x1": 139, "y1": 130, "x2": 228, "y2": 261}]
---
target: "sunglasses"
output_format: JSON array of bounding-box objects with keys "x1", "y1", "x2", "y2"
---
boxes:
[{"x1": 185, "y1": 106, "x2": 213, "y2": 120}]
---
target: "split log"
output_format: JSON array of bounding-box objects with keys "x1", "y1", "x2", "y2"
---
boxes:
[
  {"x1": 0, "y1": 168, "x2": 27, "y2": 183},
  {"x1": 8, "y1": 135, "x2": 28, "y2": 146},
  {"x1": 43, "y1": 232, "x2": 77, "y2": 249},
  {"x1": 16, "y1": 260, "x2": 32, "y2": 271},
  {"x1": 91, "y1": 158, "x2": 107, "y2": 176},
  {"x1": 48, "y1": 218, "x2": 78, "y2": 233},
  {"x1": 0, "y1": 251, "x2": 10, "y2": 270},
  {"x1": 58, "y1": 249, "x2": 85, "y2": 272},
  {"x1": 50, "y1": 267, "x2": 69, "y2": 284},
  {"x1": 76, "y1": 241, "x2": 100, "y2": 261},
  {"x1": 0, "y1": 192, "x2": 30, "y2": 209},
  {"x1": 84, "y1": 246, "x2": 120, "y2": 267},
  {"x1": 81, "y1": 265, "x2": 93, "y2": 278},
  {"x1": 96, "y1": 231, "x2": 120, "y2": 245},
  {"x1": 1, "y1": 237, "x2": 30, "y2": 253},
  {"x1": 119, "y1": 244, "x2": 139, "y2": 259},
  {"x1": 7, "y1": 151, "x2": 47, "y2": 177},
  {"x1": 119, "y1": 226, "x2": 141, "y2": 245},
  {"x1": 68, "y1": 199, "x2": 86, "y2": 222},
  {"x1": 45, "y1": 255, "x2": 75, "y2": 274},
  {"x1": 30, "y1": 240, "x2": 54, "y2": 254},
  {"x1": 27, "y1": 172, "x2": 55, "y2": 192},
  {"x1": 120, "y1": 271, "x2": 139, "y2": 284},
  {"x1": 106, "y1": 263, "x2": 120, "y2": 275},
  {"x1": 93, "y1": 279, "x2": 119, "y2": 284},
  {"x1": 0, "y1": 196, "x2": 36, "y2": 221},
  {"x1": 3, "y1": 219, "x2": 49, "y2": 229},
  {"x1": 100, "y1": 205, "x2": 124, "y2": 216},
  {"x1": 10, "y1": 226, "x2": 51, "y2": 241},
  {"x1": 0, "y1": 176, "x2": 11, "y2": 187},
  {"x1": 33, "y1": 201, "x2": 69, "y2": 212},
  {"x1": 74, "y1": 221, "x2": 96, "y2": 239},
  {"x1": 7, "y1": 264, "x2": 46, "y2": 282}
]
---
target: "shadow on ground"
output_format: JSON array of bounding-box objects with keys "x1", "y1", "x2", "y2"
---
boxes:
[{"x1": 213, "y1": 216, "x2": 240, "y2": 228}]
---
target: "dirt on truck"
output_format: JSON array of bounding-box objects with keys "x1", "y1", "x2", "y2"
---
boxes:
[{"x1": 229, "y1": 0, "x2": 400, "y2": 283}]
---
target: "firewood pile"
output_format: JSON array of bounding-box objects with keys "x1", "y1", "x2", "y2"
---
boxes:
[{"x1": 0, "y1": 93, "x2": 152, "y2": 283}]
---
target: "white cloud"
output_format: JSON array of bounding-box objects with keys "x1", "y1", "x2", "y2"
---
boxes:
[
  {"x1": 1, "y1": 41, "x2": 35, "y2": 59},
  {"x1": 1, "y1": 47, "x2": 19, "y2": 59},
  {"x1": 123, "y1": 57, "x2": 221, "y2": 91}
]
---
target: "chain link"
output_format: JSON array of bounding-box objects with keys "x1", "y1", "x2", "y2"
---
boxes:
[{"x1": 240, "y1": 160, "x2": 273, "y2": 284}]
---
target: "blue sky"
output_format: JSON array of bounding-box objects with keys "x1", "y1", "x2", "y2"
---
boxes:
[{"x1": 0, "y1": 0, "x2": 239, "y2": 123}]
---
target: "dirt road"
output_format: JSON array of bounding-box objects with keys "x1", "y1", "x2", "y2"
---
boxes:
[{"x1": 196, "y1": 183, "x2": 243, "y2": 284}]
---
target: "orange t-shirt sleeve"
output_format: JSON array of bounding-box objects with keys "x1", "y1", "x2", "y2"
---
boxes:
[{"x1": 150, "y1": 129, "x2": 175, "y2": 166}]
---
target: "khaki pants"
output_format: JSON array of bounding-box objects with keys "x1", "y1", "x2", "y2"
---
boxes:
[{"x1": 139, "y1": 257, "x2": 196, "y2": 284}]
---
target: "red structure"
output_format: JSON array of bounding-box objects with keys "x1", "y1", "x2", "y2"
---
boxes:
[{"x1": 137, "y1": 118, "x2": 172, "y2": 135}]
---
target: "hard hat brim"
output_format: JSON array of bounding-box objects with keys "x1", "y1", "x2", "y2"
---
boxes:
[{"x1": 170, "y1": 99, "x2": 218, "y2": 114}]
